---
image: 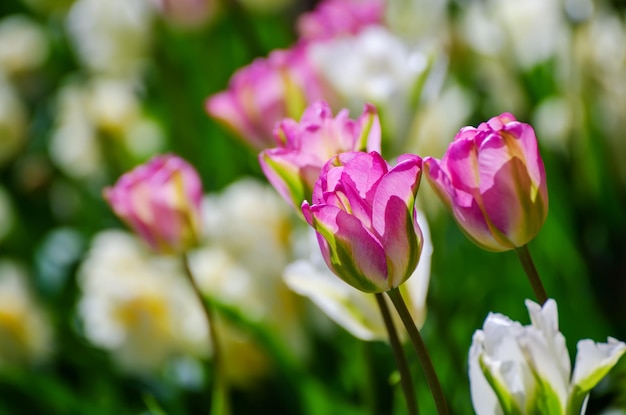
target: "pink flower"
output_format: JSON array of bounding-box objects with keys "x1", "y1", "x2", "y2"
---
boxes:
[
  {"x1": 297, "y1": 0, "x2": 385, "y2": 42},
  {"x1": 206, "y1": 45, "x2": 326, "y2": 151},
  {"x1": 302, "y1": 151, "x2": 423, "y2": 293},
  {"x1": 424, "y1": 113, "x2": 548, "y2": 252},
  {"x1": 259, "y1": 100, "x2": 381, "y2": 211},
  {"x1": 103, "y1": 154, "x2": 203, "y2": 254}
]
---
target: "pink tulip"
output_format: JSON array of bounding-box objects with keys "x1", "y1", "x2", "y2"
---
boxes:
[
  {"x1": 206, "y1": 45, "x2": 326, "y2": 151},
  {"x1": 302, "y1": 151, "x2": 423, "y2": 293},
  {"x1": 424, "y1": 113, "x2": 548, "y2": 252},
  {"x1": 103, "y1": 154, "x2": 203, "y2": 254},
  {"x1": 297, "y1": 0, "x2": 385, "y2": 42},
  {"x1": 259, "y1": 100, "x2": 381, "y2": 211}
]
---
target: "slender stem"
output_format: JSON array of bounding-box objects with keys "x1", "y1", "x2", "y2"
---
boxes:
[
  {"x1": 375, "y1": 293, "x2": 419, "y2": 415},
  {"x1": 386, "y1": 288, "x2": 449, "y2": 415},
  {"x1": 182, "y1": 255, "x2": 230, "y2": 415},
  {"x1": 515, "y1": 245, "x2": 548, "y2": 305}
]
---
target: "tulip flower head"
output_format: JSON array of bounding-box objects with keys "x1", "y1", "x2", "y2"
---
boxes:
[
  {"x1": 424, "y1": 113, "x2": 548, "y2": 252},
  {"x1": 206, "y1": 46, "x2": 325, "y2": 151},
  {"x1": 301, "y1": 151, "x2": 423, "y2": 293},
  {"x1": 104, "y1": 154, "x2": 203, "y2": 254},
  {"x1": 469, "y1": 299, "x2": 626, "y2": 415},
  {"x1": 259, "y1": 100, "x2": 381, "y2": 211}
]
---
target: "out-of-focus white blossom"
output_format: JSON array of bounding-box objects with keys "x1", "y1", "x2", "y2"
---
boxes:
[
  {"x1": 309, "y1": 26, "x2": 432, "y2": 146},
  {"x1": 0, "y1": 15, "x2": 48, "y2": 75},
  {"x1": 406, "y1": 82, "x2": 472, "y2": 158},
  {"x1": 532, "y1": 96, "x2": 574, "y2": 154},
  {"x1": 573, "y1": 11, "x2": 626, "y2": 185},
  {"x1": 86, "y1": 78, "x2": 141, "y2": 133},
  {"x1": 77, "y1": 230, "x2": 209, "y2": 373},
  {"x1": 461, "y1": 0, "x2": 568, "y2": 70},
  {"x1": 191, "y1": 178, "x2": 306, "y2": 358},
  {"x1": 66, "y1": 0, "x2": 155, "y2": 78},
  {"x1": 49, "y1": 78, "x2": 165, "y2": 180},
  {"x1": 385, "y1": 0, "x2": 448, "y2": 41},
  {"x1": 49, "y1": 81, "x2": 103, "y2": 180},
  {"x1": 469, "y1": 299, "x2": 626, "y2": 415},
  {"x1": 0, "y1": 73, "x2": 27, "y2": 167},
  {"x1": 0, "y1": 260, "x2": 53, "y2": 366},
  {"x1": 284, "y1": 210, "x2": 432, "y2": 341},
  {"x1": 200, "y1": 178, "x2": 292, "y2": 277}
]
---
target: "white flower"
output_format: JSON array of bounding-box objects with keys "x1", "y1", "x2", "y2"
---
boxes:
[
  {"x1": 66, "y1": 0, "x2": 154, "y2": 77},
  {"x1": 191, "y1": 178, "x2": 307, "y2": 359},
  {"x1": 308, "y1": 26, "x2": 433, "y2": 146},
  {"x1": 0, "y1": 15, "x2": 48, "y2": 75},
  {"x1": 469, "y1": 299, "x2": 626, "y2": 415},
  {"x1": 200, "y1": 178, "x2": 292, "y2": 278},
  {"x1": 77, "y1": 230, "x2": 209, "y2": 373},
  {"x1": 49, "y1": 81, "x2": 103, "y2": 180},
  {"x1": 461, "y1": 0, "x2": 567, "y2": 70},
  {"x1": 0, "y1": 260, "x2": 53, "y2": 366},
  {"x1": 284, "y1": 210, "x2": 432, "y2": 341}
]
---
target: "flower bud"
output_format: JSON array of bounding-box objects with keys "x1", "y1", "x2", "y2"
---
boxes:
[
  {"x1": 301, "y1": 151, "x2": 423, "y2": 293},
  {"x1": 104, "y1": 154, "x2": 203, "y2": 254},
  {"x1": 259, "y1": 100, "x2": 380, "y2": 211},
  {"x1": 424, "y1": 113, "x2": 548, "y2": 252}
]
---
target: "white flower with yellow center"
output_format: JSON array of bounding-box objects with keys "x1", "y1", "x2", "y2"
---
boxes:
[{"x1": 0, "y1": 261, "x2": 53, "y2": 366}]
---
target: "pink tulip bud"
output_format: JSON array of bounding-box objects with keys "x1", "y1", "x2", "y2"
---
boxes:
[
  {"x1": 424, "y1": 113, "x2": 548, "y2": 252},
  {"x1": 206, "y1": 45, "x2": 326, "y2": 151},
  {"x1": 103, "y1": 154, "x2": 203, "y2": 254},
  {"x1": 259, "y1": 100, "x2": 381, "y2": 211},
  {"x1": 302, "y1": 151, "x2": 423, "y2": 293},
  {"x1": 297, "y1": 0, "x2": 385, "y2": 42}
]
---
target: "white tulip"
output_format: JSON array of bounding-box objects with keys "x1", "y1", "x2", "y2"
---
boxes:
[{"x1": 469, "y1": 299, "x2": 626, "y2": 415}]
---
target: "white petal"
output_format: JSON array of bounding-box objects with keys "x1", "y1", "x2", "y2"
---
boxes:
[
  {"x1": 481, "y1": 313, "x2": 530, "y2": 403},
  {"x1": 469, "y1": 330, "x2": 504, "y2": 415},
  {"x1": 283, "y1": 259, "x2": 386, "y2": 341},
  {"x1": 571, "y1": 337, "x2": 626, "y2": 393},
  {"x1": 523, "y1": 299, "x2": 571, "y2": 405}
]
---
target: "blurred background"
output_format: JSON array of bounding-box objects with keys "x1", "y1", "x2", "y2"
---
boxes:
[{"x1": 0, "y1": 0, "x2": 626, "y2": 413}]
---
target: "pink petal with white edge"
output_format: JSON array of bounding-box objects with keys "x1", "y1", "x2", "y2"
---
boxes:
[
  {"x1": 302, "y1": 202, "x2": 388, "y2": 292},
  {"x1": 371, "y1": 155, "x2": 423, "y2": 285}
]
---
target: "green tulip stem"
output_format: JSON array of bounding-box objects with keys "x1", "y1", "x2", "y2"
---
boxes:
[
  {"x1": 374, "y1": 293, "x2": 419, "y2": 415},
  {"x1": 515, "y1": 245, "x2": 548, "y2": 305},
  {"x1": 386, "y1": 288, "x2": 449, "y2": 415},
  {"x1": 182, "y1": 255, "x2": 230, "y2": 415}
]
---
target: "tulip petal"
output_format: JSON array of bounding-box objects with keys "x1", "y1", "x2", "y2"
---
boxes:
[
  {"x1": 304, "y1": 203, "x2": 388, "y2": 293},
  {"x1": 469, "y1": 329, "x2": 523, "y2": 415},
  {"x1": 337, "y1": 151, "x2": 387, "y2": 203},
  {"x1": 444, "y1": 132, "x2": 481, "y2": 194},
  {"x1": 478, "y1": 135, "x2": 539, "y2": 248},
  {"x1": 567, "y1": 337, "x2": 626, "y2": 414},
  {"x1": 469, "y1": 330, "x2": 500, "y2": 415},
  {"x1": 260, "y1": 149, "x2": 311, "y2": 209},
  {"x1": 424, "y1": 156, "x2": 505, "y2": 251},
  {"x1": 371, "y1": 155, "x2": 422, "y2": 287},
  {"x1": 520, "y1": 300, "x2": 570, "y2": 409}
]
